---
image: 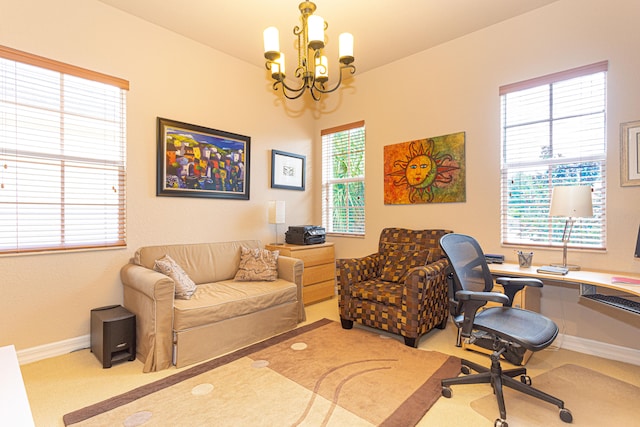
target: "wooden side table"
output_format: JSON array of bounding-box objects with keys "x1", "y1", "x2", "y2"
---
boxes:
[{"x1": 266, "y1": 242, "x2": 335, "y2": 305}]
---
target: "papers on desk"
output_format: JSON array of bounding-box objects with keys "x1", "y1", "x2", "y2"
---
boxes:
[
  {"x1": 536, "y1": 266, "x2": 569, "y2": 275},
  {"x1": 611, "y1": 276, "x2": 640, "y2": 285}
]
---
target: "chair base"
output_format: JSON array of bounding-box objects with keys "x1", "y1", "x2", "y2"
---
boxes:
[{"x1": 442, "y1": 350, "x2": 571, "y2": 424}]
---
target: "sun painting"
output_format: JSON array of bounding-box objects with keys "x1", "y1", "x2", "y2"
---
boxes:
[{"x1": 384, "y1": 132, "x2": 465, "y2": 204}]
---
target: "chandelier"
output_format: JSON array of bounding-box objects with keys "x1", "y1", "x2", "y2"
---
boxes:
[{"x1": 263, "y1": 1, "x2": 355, "y2": 101}]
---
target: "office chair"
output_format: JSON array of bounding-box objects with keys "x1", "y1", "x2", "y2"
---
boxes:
[{"x1": 439, "y1": 233, "x2": 572, "y2": 427}]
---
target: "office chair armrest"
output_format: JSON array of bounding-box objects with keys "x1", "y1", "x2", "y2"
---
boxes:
[
  {"x1": 456, "y1": 290, "x2": 510, "y2": 338},
  {"x1": 495, "y1": 277, "x2": 543, "y2": 307},
  {"x1": 456, "y1": 290, "x2": 510, "y2": 305},
  {"x1": 495, "y1": 277, "x2": 543, "y2": 287}
]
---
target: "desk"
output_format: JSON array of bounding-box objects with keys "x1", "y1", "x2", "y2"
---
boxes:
[{"x1": 488, "y1": 263, "x2": 640, "y2": 315}]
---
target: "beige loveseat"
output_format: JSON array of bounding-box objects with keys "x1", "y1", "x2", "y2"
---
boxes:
[{"x1": 121, "y1": 240, "x2": 305, "y2": 372}]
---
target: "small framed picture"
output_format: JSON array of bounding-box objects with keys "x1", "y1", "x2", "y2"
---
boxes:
[
  {"x1": 621, "y1": 120, "x2": 640, "y2": 187},
  {"x1": 271, "y1": 149, "x2": 306, "y2": 191},
  {"x1": 157, "y1": 117, "x2": 250, "y2": 199}
]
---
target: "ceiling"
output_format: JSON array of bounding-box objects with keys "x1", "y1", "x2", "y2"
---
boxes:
[{"x1": 99, "y1": 0, "x2": 559, "y2": 77}]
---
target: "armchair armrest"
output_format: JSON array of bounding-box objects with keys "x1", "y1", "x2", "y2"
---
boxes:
[
  {"x1": 401, "y1": 258, "x2": 450, "y2": 335},
  {"x1": 120, "y1": 263, "x2": 176, "y2": 372},
  {"x1": 495, "y1": 276, "x2": 543, "y2": 307},
  {"x1": 277, "y1": 255, "x2": 306, "y2": 322},
  {"x1": 336, "y1": 253, "x2": 379, "y2": 319},
  {"x1": 335, "y1": 253, "x2": 380, "y2": 293}
]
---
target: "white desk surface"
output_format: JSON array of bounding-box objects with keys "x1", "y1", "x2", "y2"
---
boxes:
[
  {"x1": 0, "y1": 345, "x2": 35, "y2": 427},
  {"x1": 488, "y1": 262, "x2": 640, "y2": 298}
]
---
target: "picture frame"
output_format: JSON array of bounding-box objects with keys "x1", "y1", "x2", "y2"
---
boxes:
[
  {"x1": 157, "y1": 117, "x2": 250, "y2": 199},
  {"x1": 271, "y1": 149, "x2": 306, "y2": 191},
  {"x1": 621, "y1": 120, "x2": 640, "y2": 187}
]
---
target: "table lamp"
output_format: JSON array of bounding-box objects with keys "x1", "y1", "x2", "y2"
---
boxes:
[
  {"x1": 549, "y1": 185, "x2": 593, "y2": 271},
  {"x1": 268, "y1": 200, "x2": 285, "y2": 244}
]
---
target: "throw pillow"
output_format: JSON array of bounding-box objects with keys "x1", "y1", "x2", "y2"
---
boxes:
[
  {"x1": 154, "y1": 255, "x2": 197, "y2": 299},
  {"x1": 234, "y1": 246, "x2": 279, "y2": 281},
  {"x1": 380, "y1": 244, "x2": 432, "y2": 283}
]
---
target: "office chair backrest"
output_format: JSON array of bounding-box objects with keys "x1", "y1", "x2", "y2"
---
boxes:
[{"x1": 440, "y1": 233, "x2": 495, "y2": 294}]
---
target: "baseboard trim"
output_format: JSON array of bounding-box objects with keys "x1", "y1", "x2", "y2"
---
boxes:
[
  {"x1": 556, "y1": 333, "x2": 640, "y2": 366},
  {"x1": 17, "y1": 335, "x2": 90, "y2": 365},
  {"x1": 15, "y1": 332, "x2": 640, "y2": 366}
]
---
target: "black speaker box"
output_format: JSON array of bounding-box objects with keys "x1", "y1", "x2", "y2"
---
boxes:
[{"x1": 90, "y1": 305, "x2": 136, "y2": 368}]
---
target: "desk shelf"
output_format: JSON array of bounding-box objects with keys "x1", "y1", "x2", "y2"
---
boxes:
[{"x1": 580, "y1": 285, "x2": 640, "y2": 315}]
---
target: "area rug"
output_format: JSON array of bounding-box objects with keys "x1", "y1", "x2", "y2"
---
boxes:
[
  {"x1": 471, "y1": 363, "x2": 639, "y2": 425},
  {"x1": 64, "y1": 319, "x2": 461, "y2": 426}
]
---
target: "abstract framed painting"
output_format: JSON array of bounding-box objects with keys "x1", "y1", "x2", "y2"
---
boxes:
[
  {"x1": 384, "y1": 132, "x2": 466, "y2": 204},
  {"x1": 157, "y1": 117, "x2": 250, "y2": 199}
]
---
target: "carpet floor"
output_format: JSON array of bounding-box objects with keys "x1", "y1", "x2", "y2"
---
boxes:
[
  {"x1": 471, "y1": 363, "x2": 640, "y2": 425},
  {"x1": 63, "y1": 319, "x2": 461, "y2": 426}
]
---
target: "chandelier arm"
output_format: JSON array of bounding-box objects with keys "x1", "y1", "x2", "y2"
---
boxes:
[
  {"x1": 273, "y1": 79, "x2": 308, "y2": 100},
  {"x1": 311, "y1": 64, "x2": 356, "y2": 95}
]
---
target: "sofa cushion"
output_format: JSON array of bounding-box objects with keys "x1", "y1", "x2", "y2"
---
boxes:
[
  {"x1": 234, "y1": 247, "x2": 279, "y2": 281},
  {"x1": 153, "y1": 255, "x2": 197, "y2": 299},
  {"x1": 133, "y1": 240, "x2": 262, "y2": 284},
  {"x1": 172, "y1": 279, "x2": 298, "y2": 331},
  {"x1": 380, "y1": 243, "x2": 432, "y2": 283}
]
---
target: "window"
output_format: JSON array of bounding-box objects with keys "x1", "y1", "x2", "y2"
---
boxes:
[
  {"x1": 0, "y1": 45, "x2": 128, "y2": 255},
  {"x1": 500, "y1": 61, "x2": 607, "y2": 249},
  {"x1": 321, "y1": 121, "x2": 365, "y2": 236}
]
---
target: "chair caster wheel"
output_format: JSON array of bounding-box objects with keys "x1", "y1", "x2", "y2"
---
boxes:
[
  {"x1": 461, "y1": 365, "x2": 471, "y2": 375},
  {"x1": 520, "y1": 375, "x2": 532, "y2": 385},
  {"x1": 560, "y1": 408, "x2": 573, "y2": 423},
  {"x1": 494, "y1": 419, "x2": 508, "y2": 427},
  {"x1": 441, "y1": 386, "x2": 452, "y2": 398}
]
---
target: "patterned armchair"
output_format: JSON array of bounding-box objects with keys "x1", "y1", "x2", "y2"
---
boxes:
[{"x1": 336, "y1": 228, "x2": 452, "y2": 347}]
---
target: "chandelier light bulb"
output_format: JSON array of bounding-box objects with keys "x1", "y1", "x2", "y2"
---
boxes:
[
  {"x1": 307, "y1": 15, "x2": 325, "y2": 50},
  {"x1": 315, "y1": 55, "x2": 328, "y2": 82},
  {"x1": 263, "y1": 27, "x2": 280, "y2": 61},
  {"x1": 272, "y1": 53, "x2": 285, "y2": 79},
  {"x1": 339, "y1": 33, "x2": 354, "y2": 64}
]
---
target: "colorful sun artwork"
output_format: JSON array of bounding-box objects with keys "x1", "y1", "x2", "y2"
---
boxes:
[{"x1": 384, "y1": 132, "x2": 465, "y2": 204}]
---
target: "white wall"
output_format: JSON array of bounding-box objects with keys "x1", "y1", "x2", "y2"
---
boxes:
[
  {"x1": 1, "y1": 0, "x2": 639, "y2": 358},
  {"x1": 316, "y1": 0, "x2": 640, "y2": 350},
  {"x1": 0, "y1": 0, "x2": 316, "y2": 351}
]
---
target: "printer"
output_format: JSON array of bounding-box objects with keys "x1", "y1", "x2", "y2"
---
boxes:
[{"x1": 285, "y1": 225, "x2": 326, "y2": 245}]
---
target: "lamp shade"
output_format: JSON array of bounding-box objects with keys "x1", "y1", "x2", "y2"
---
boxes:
[
  {"x1": 268, "y1": 200, "x2": 285, "y2": 224},
  {"x1": 549, "y1": 185, "x2": 593, "y2": 218}
]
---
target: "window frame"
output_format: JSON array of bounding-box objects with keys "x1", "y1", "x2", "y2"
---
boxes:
[
  {"x1": 321, "y1": 120, "x2": 365, "y2": 237},
  {"x1": 0, "y1": 45, "x2": 128, "y2": 255},
  {"x1": 500, "y1": 61, "x2": 607, "y2": 250}
]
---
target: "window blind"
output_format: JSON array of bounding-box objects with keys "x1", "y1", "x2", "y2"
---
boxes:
[
  {"x1": 500, "y1": 61, "x2": 607, "y2": 249},
  {"x1": 0, "y1": 45, "x2": 128, "y2": 254},
  {"x1": 321, "y1": 120, "x2": 365, "y2": 235}
]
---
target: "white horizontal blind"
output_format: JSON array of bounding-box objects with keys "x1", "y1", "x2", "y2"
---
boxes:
[
  {"x1": 0, "y1": 46, "x2": 128, "y2": 254},
  {"x1": 321, "y1": 121, "x2": 365, "y2": 235},
  {"x1": 500, "y1": 61, "x2": 607, "y2": 249}
]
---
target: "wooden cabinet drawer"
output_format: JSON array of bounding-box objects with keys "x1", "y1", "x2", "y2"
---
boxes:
[
  {"x1": 289, "y1": 246, "x2": 334, "y2": 267},
  {"x1": 304, "y1": 263, "x2": 335, "y2": 287},
  {"x1": 266, "y1": 242, "x2": 335, "y2": 305},
  {"x1": 303, "y1": 280, "x2": 335, "y2": 305}
]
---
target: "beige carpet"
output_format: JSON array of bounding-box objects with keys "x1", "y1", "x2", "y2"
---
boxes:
[
  {"x1": 63, "y1": 319, "x2": 461, "y2": 426},
  {"x1": 471, "y1": 363, "x2": 639, "y2": 425}
]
